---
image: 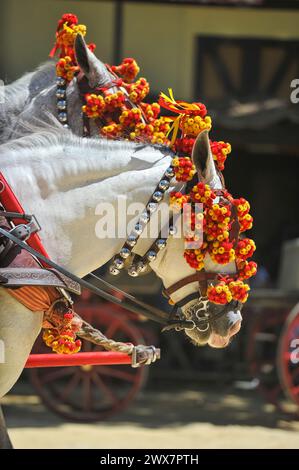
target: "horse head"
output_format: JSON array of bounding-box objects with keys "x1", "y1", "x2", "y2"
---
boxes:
[{"x1": 149, "y1": 130, "x2": 243, "y2": 348}]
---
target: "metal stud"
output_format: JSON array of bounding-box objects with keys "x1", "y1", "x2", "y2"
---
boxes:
[
  {"x1": 56, "y1": 88, "x2": 66, "y2": 99},
  {"x1": 127, "y1": 235, "x2": 137, "y2": 247},
  {"x1": 165, "y1": 166, "x2": 175, "y2": 179},
  {"x1": 56, "y1": 77, "x2": 66, "y2": 87},
  {"x1": 113, "y1": 258, "x2": 124, "y2": 269},
  {"x1": 152, "y1": 191, "x2": 163, "y2": 202},
  {"x1": 133, "y1": 223, "x2": 143, "y2": 235},
  {"x1": 139, "y1": 211, "x2": 149, "y2": 224},
  {"x1": 156, "y1": 239, "x2": 167, "y2": 250},
  {"x1": 146, "y1": 250, "x2": 157, "y2": 262},
  {"x1": 147, "y1": 202, "x2": 158, "y2": 213},
  {"x1": 58, "y1": 112, "x2": 68, "y2": 123},
  {"x1": 128, "y1": 265, "x2": 139, "y2": 277},
  {"x1": 120, "y1": 247, "x2": 131, "y2": 259},
  {"x1": 63, "y1": 124, "x2": 70, "y2": 129},
  {"x1": 109, "y1": 265, "x2": 120, "y2": 276},
  {"x1": 57, "y1": 100, "x2": 67, "y2": 110},
  {"x1": 159, "y1": 179, "x2": 170, "y2": 191},
  {"x1": 137, "y1": 261, "x2": 147, "y2": 272}
]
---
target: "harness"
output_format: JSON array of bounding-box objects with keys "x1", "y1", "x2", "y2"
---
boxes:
[
  {"x1": 0, "y1": 159, "x2": 240, "y2": 335},
  {"x1": 0, "y1": 42, "x2": 243, "y2": 335},
  {"x1": 54, "y1": 71, "x2": 241, "y2": 318},
  {"x1": 2, "y1": 60, "x2": 245, "y2": 337}
]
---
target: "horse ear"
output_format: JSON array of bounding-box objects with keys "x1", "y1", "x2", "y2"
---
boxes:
[
  {"x1": 191, "y1": 130, "x2": 216, "y2": 183},
  {"x1": 75, "y1": 33, "x2": 91, "y2": 75},
  {"x1": 74, "y1": 34, "x2": 113, "y2": 88}
]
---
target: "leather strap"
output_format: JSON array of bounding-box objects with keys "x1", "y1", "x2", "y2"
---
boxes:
[
  {"x1": 165, "y1": 271, "x2": 221, "y2": 297},
  {"x1": 0, "y1": 227, "x2": 171, "y2": 326},
  {"x1": 229, "y1": 204, "x2": 240, "y2": 247},
  {"x1": 176, "y1": 292, "x2": 200, "y2": 308},
  {"x1": 0, "y1": 267, "x2": 81, "y2": 295},
  {"x1": 0, "y1": 214, "x2": 81, "y2": 295}
]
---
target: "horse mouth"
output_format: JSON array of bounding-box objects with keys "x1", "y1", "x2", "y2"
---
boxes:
[
  {"x1": 208, "y1": 334, "x2": 230, "y2": 348},
  {"x1": 208, "y1": 319, "x2": 242, "y2": 348},
  {"x1": 183, "y1": 300, "x2": 242, "y2": 348}
]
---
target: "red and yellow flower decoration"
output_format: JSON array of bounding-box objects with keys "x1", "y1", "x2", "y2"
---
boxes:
[
  {"x1": 50, "y1": 13, "x2": 257, "y2": 310},
  {"x1": 43, "y1": 311, "x2": 82, "y2": 354}
]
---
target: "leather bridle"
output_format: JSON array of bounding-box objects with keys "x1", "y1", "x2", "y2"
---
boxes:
[
  {"x1": 50, "y1": 72, "x2": 242, "y2": 332},
  {"x1": 0, "y1": 168, "x2": 241, "y2": 334}
]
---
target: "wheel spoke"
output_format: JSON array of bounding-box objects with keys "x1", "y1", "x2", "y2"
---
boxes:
[
  {"x1": 288, "y1": 368, "x2": 299, "y2": 396},
  {"x1": 104, "y1": 321, "x2": 120, "y2": 340},
  {"x1": 82, "y1": 339, "x2": 93, "y2": 352},
  {"x1": 82, "y1": 374, "x2": 93, "y2": 411},
  {"x1": 95, "y1": 366, "x2": 136, "y2": 382},
  {"x1": 58, "y1": 371, "x2": 82, "y2": 403},
  {"x1": 92, "y1": 371, "x2": 119, "y2": 404},
  {"x1": 39, "y1": 367, "x2": 75, "y2": 385}
]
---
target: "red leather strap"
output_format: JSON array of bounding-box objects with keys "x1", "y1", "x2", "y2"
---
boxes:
[{"x1": 165, "y1": 271, "x2": 220, "y2": 297}]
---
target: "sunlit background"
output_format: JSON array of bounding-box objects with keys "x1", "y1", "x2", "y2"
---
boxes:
[{"x1": 1, "y1": 0, "x2": 299, "y2": 448}]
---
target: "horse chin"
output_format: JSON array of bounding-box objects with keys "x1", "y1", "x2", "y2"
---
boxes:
[
  {"x1": 208, "y1": 333, "x2": 230, "y2": 349},
  {"x1": 185, "y1": 328, "x2": 231, "y2": 349}
]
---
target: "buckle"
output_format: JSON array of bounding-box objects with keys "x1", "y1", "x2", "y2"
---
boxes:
[
  {"x1": 131, "y1": 345, "x2": 160, "y2": 368},
  {"x1": 9, "y1": 215, "x2": 41, "y2": 241},
  {"x1": 161, "y1": 319, "x2": 195, "y2": 332}
]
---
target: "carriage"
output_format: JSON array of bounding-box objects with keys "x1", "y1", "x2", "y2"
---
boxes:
[
  {"x1": 245, "y1": 239, "x2": 299, "y2": 415},
  {"x1": 26, "y1": 279, "x2": 159, "y2": 422},
  {"x1": 25, "y1": 269, "x2": 299, "y2": 422}
]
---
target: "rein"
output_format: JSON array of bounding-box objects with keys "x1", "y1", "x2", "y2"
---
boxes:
[
  {"x1": 0, "y1": 226, "x2": 173, "y2": 327},
  {"x1": 0, "y1": 218, "x2": 197, "y2": 331},
  {"x1": 0, "y1": 223, "x2": 236, "y2": 334}
]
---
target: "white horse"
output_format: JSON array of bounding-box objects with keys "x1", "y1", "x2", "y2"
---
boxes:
[
  {"x1": 1, "y1": 34, "x2": 129, "y2": 143},
  {"x1": 0, "y1": 125, "x2": 242, "y2": 447}
]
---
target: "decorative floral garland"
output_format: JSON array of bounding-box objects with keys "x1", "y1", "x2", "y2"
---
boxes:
[
  {"x1": 169, "y1": 174, "x2": 257, "y2": 304},
  {"x1": 43, "y1": 310, "x2": 81, "y2": 354},
  {"x1": 50, "y1": 13, "x2": 257, "y2": 307}
]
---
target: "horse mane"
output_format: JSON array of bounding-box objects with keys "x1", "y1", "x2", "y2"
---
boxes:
[
  {"x1": 0, "y1": 116, "x2": 173, "y2": 163},
  {"x1": 3, "y1": 61, "x2": 55, "y2": 101},
  {"x1": 0, "y1": 61, "x2": 56, "y2": 143}
]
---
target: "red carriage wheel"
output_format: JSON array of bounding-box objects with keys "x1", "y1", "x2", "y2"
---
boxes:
[
  {"x1": 29, "y1": 301, "x2": 148, "y2": 422},
  {"x1": 245, "y1": 308, "x2": 289, "y2": 409},
  {"x1": 277, "y1": 303, "x2": 299, "y2": 414}
]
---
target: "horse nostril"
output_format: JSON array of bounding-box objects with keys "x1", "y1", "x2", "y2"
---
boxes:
[{"x1": 229, "y1": 319, "x2": 241, "y2": 337}]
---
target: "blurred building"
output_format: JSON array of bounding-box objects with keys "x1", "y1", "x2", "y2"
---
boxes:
[{"x1": 1, "y1": 0, "x2": 299, "y2": 281}]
